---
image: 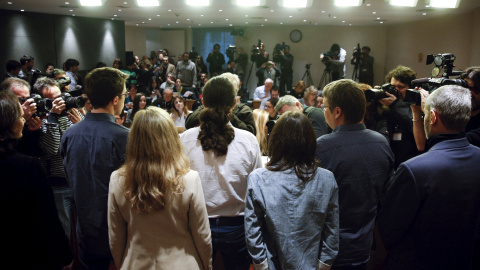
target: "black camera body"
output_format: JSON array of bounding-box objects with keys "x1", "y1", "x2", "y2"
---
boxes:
[
  {"x1": 19, "y1": 94, "x2": 53, "y2": 118},
  {"x1": 364, "y1": 84, "x2": 397, "y2": 103},
  {"x1": 321, "y1": 51, "x2": 335, "y2": 69},
  {"x1": 251, "y1": 39, "x2": 262, "y2": 54},
  {"x1": 273, "y1": 42, "x2": 286, "y2": 62},
  {"x1": 404, "y1": 77, "x2": 468, "y2": 106},
  {"x1": 57, "y1": 90, "x2": 87, "y2": 117},
  {"x1": 352, "y1": 43, "x2": 361, "y2": 58},
  {"x1": 188, "y1": 47, "x2": 198, "y2": 62}
]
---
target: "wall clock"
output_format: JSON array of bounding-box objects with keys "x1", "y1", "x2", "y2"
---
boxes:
[{"x1": 290, "y1": 29, "x2": 302, "y2": 43}]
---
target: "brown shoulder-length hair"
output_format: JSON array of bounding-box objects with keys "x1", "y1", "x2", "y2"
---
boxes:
[
  {"x1": 171, "y1": 95, "x2": 190, "y2": 118},
  {"x1": 198, "y1": 76, "x2": 236, "y2": 157},
  {"x1": 120, "y1": 106, "x2": 189, "y2": 213},
  {"x1": 266, "y1": 111, "x2": 319, "y2": 183}
]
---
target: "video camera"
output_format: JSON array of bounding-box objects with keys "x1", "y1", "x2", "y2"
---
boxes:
[
  {"x1": 403, "y1": 53, "x2": 466, "y2": 106},
  {"x1": 273, "y1": 42, "x2": 287, "y2": 62},
  {"x1": 251, "y1": 39, "x2": 262, "y2": 54},
  {"x1": 188, "y1": 47, "x2": 198, "y2": 62},
  {"x1": 226, "y1": 44, "x2": 236, "y2": 62},
  {"x1": 364, "y1": 84, "x2": 397, "y2": 103},
  {"x1": 321, "y1": 51, "x2": 335, "y2": 69},
  {"x1": 352, "y1": 43, "x2": 361, "y2": 59},
  {"x1": 305, "y1": 63, "x2": 311, "y2": 70}
]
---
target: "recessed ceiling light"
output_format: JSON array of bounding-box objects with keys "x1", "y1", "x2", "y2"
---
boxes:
[
  {"x1": 148, "y1": 18, "x2": 152, "y2": 20},
  {"x1": 211, "y1": 21, "x2": 213, "y2": 23},
  {"x1": 270, "y1": 9, "x2": 274, "y2": 12},
  {"x1": 342, "y1": 20, "x2": 346, "y2": 22},
  {"x1": 168, "y1": 9, "x2": 172, "y2": 12},
  {"x1": 226, "y1": 18, "x2": 229, "y2": 20},
  {"x1": 157, "y1": 14, "x2": 160, "y2": 16},
  {"x1": 114, "y1": 14, "x2": 118, "y2": 16},
  {"x1": 349, "y1": 23, "x2": 352, "y2": 25},
  {"x1": 111, "y1": 18, "x2": 114, "y2": 20},
  {"x1": 200, "y1": 14, "x2": 204, "y2": 16},
  {"x1": 280, "y1": 22, "x2": 283, "y2": 24},
  {"x1": 333, "y1": 16, "x2": 337, "y2": 18},
  {"x1": 137, "y1": 0, "x2": 159, "y2": 6},
  {"x1": 79, "y1": 0, "x2": 103, "y2": 6},
  {"x1": 229, "y1": 24, "x2": 233, "y2": 26},
  {"x1": 20, "y1": 9, "x2": 25, "y2": 12},
  {"x1": 377, "y1": 17, "x2": 380, "y2": 19},
  {"x1": 366, "y1": 3, "x2": 371, "y2": 6},
  {"x1": 124, "y1": 1, "x2": 128, "y2": 4},
  {"x1": 322, "y1": 10, "x2": 325, "y2": 13},
  {"x1": 380, "y1": 21, "x2": 384, "y2": 23},
  {"x1": 72, "y1": 14, "x2": 75, "y2": 16},
  {"x1": 187, "y1": 0, "x2": 210, "y2": 6},
  {"x1": 136, "y1": 24, "x2": 139, "y2": 26},
  {"x1": 289, "y1": 15, "x2": 293, "y2": 17},
  {"x1": 70, "y1": 9, "x2": 73, "y2": 12},
  {"x1": 422, "y1": 12, "x2": 427, "y2": 15},
  {"x1": 303, "y1": 19, "x2": 307, "y2": 21},
  {"x1": 199, "y1": 24, "x2": 201, "y2": 26},
  {"x1": 245, "y1": 15, "x2": 249, "y2": 17},
  {"x1": 65, "y1": 2, "x2": 69, "y2": 4},
  {"x1": 219, "y1": 9, "x2": 222, "y2": 11},
  {"x1": 187, "y1": 18, "x2": 191, "y2": 20},
  {"x1": 118, "y1": 9, "x2": 122, "y2": 11},
  {"x1": 265, "y1": 19, "x2": 268, "y2": 21},
  {"x1": 176, "y1": 21, "x2": 179, "y2": 23},
  {"x1": 372, "y1": 11, "x2": 376, "y2": 14}
]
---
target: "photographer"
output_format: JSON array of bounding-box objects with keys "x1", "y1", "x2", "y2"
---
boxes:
[
  {"x1": 206, "y1": 43, "x2": 225, "y2": 77},
  {"x1": 320, "y1": 44, "x2": 346, "y2": 81},
  {"x1": 462, "y1": 67, "x2": 480, "y2": 147},
  {"x1": 33, "y1": 77, "x2": 83, "y2": 245},
  {"x1": 251, "y1": 42, "x2": 270, "y2": 86},
  {"x1": 351, "y1": 46, "x2": 374, "y2": 86},
  {"x1": 379, "y1": 65, "x2": 425, "y2": 169},
  {"x1": 256, "y1": 61, "x2": 281, "y2": 87},
  {"x1": 278, "y1": 45, "x2": 294, "y2": 96},
  {"x1": 234, "y1": 47, "x2": 248, "y2": 81}
]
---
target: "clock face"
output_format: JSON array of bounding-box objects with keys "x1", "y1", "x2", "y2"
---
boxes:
[{"x1": 290, "y1": 30, "x2": 302, "y2": 43}]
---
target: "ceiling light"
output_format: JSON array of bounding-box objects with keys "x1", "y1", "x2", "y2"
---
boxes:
[
  {"x1": 136, "y1": 0, "x2": 159, "y2": 6},
  {"x1": 334, "y1": 0, "x2": 362, "y2": 7},
  {"x1": 389, "y1": 0, "x2": 418, "y2": 7},
  {"x1": 232, "y1": 0, "x2": 265, "y2": 6},
  {"x1": 428, "y1": 0, "x2": 460, "y2": 8},
  {"x1": 79, "y1": 0, "x2": 103, "y2": 6},
  {"x1": 186, "y1": 0, "x2": 210, "y2": 6},
  {"x1": 279, "y1": 0, "x2": 312, "y2": 8}
]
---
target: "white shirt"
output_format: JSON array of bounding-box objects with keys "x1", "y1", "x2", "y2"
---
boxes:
[
  {"x1": 170, "y1": 111, "x2": 190, "y2": 128},
  {"x1": 253, "y1": 85, "x2": 271, "y2": 101},
  {"x1": 180, "y1": 124, "x2": 263, "y2": 218}
]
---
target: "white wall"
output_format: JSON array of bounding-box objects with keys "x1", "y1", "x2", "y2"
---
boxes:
[{"x1": 125, "y1": 8, "x2": 480, "y2": 93}]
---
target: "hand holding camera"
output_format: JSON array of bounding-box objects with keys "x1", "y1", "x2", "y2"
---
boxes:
[{"x1": 51, "y1": 97, "x2": 66, "y2": 115}]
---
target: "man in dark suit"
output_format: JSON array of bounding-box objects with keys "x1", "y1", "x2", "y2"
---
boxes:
[{"x1": 378, "y1": 85, "x2": 480, "y2": 270}]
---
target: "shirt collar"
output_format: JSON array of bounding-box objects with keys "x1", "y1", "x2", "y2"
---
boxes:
[
  {"x1": 85, "y1": 112, "x2": 116, "y2": 123},
  {"x1": 333, "y1": 122, "x2": 366, "y2": 133}
]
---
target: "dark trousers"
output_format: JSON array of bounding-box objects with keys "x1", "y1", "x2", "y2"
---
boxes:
[
  {"x1": 209, "y1": 216, "x2": 251, "y2": 270},
  {"x1": 279, "y1": 74, "x2": 293, "y2": 96}
]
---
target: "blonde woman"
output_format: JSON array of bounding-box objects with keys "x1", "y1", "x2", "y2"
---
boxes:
[
  {"x1": 108, "y1": 106, "x2": 212, "y2": 270},
  {"x1": 301, "y1": 85, "x2": 319, "y2": 107},
  {"x1": 253, "y1": 109, "x2": 269, "y2": 156}
]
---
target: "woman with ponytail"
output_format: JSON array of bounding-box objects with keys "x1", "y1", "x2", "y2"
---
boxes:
[{"x1": 180, "y1": 76, "x2": 262, "y2": 270}]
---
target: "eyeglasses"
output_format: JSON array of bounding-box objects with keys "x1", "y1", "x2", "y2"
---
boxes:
[
  {"x1": 118, "y1": 92, "x2": 130, "y2": 98},
  {"x1": 319, "y1": 104, "x2": 331, "y2": 112}
]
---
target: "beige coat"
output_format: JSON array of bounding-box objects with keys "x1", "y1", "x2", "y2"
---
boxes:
[{"x1": 108, "y1": 170, "x2": 212, "y2": 270}]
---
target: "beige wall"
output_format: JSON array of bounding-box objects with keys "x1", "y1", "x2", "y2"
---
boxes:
[{"x1": 126, "y1": 8, "x2": 480, "y2": 90}]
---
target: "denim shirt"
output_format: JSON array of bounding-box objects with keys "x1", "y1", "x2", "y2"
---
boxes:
[
  {"x1": 245, "y1": 167, "x2": 339, "y2": 270},
  {"x1": 60, "y1": 113, "x2": 129, "y2": 263},
  {"x1": 316, "y1": 123, "x2": 394, "y2": 266}
]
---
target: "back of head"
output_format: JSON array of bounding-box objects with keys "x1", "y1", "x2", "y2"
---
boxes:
[
  {"x1": 85, "y1": 67, "x2": 129, "y2": 109},
  {"x1": 6, "y1": 60, "x2": 21, "y2": 72},
  {"x1": 253, "y1": 109, "x2": 269, "y2": 155},
  {"x1": 385, "y1": 65, "x2": 416, "y2": 88},
  {"x1": 198, "y1": 76, "x2": 236, "y2": 156},
  {"x1": 20, "y1": 55, "x2": 33, "y2": 65},
  {"x1": 219, "y1": 72, "x2": 240, "y2": 93},
  {"x1": 425, "y1": 85, "x2": 471, "y2": 132},
  {"x1": 0, "y1": 91, "x2": 22, "y2": 152},
  {"x1": 123, "y1": 106, "x2": 189, "y2": 213},
  {"x1": 323, "y1": 79, "x2": 366, "y2": 124},
  {"x1": 267, "y1": 111, "x2": 318, "y2": 182}
]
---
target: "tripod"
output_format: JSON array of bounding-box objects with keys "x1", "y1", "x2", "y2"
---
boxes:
[
  {"x1": 302, "y1": 65, "x2": 314, "y2": 87},
  {"x1": 352, "y1": 56, "x2": 360, "y2": 81},
  {"x1": 318, "y1": 68, "x2": 332, "y2": 90}
]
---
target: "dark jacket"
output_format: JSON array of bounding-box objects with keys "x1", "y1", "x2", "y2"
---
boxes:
[{"x1": 378, "y1": 134, "x2": 480, "y2": 270}]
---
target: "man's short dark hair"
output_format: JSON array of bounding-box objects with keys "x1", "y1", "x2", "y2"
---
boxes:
[
  {"x1": 362, "y1": 46, "x2": 371, "y2": 52},
  {"x1": 322, "y1": 79, "x2": 366, "y2": 124},
  {"x1": 19, "y1": 55, "x2": 34, "y2": 65},
  {"x1": 84, "y1": 67, "x2": 129, "y2": 109},
  {"x1": 385, "y1": 65, "x2": 417, "y2": 88},
  {"x1": 285, "y1": 45, "x2": 290, "y2": 50},
  {"x1": 6, "y1": 60, "x2": 21, "y2": 72},
  {"x1": 65, "y1": 59, "x2": 80, "y2": 71},
  {"x1": 44, "y1": 63, "x2": 55, "y2": 70},
  {"x1": 330, "y1": 44, "x2": 340, "y2": 52},
  {"x1": 183, "y1": 52, "x2": 190, "y2": 57},
  {"x1": 271, "y1": 86, "x2": 279, "y2": 92}
]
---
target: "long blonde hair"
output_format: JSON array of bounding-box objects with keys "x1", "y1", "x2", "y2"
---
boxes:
[
  {"x1": 253, "y1": 109, "x2": 269, "y2": 155},
  {"x1": 121, "y1": 106, "x2": 190, "y2": 213}
]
